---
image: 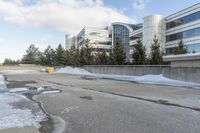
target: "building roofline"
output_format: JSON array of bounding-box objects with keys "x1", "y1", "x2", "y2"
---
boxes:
[
  {"x1": 165, "y1": 2, "x2": 200, "y2": 19},
  {"x1": 111, "y1": 22, "x2": 135, "y2": 32}
]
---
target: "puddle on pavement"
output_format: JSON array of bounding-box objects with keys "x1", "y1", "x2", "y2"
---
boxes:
[
  {"x1": 81, "y1": 75, "x2": 97, "y2": 80},
  {"x1": 6, "y1": 80, "x2": 37, "y2": 88},
  {"x1": 80, "y1": 96, "x2": 93, "y2": 100}
]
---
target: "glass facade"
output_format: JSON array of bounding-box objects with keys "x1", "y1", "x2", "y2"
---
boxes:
[
  {"x1": 166, "y1": 27, "x2": 200, "y2": 42},
  {"x1": 113, "y1": 24, "x2": 130, "y2": 58},
  {"x1": 186, "y1": 43, "x2": 200, "y2": 53},
  {"x1": 166, "y1": 47, "x2": 176, "y2": 55},
  {"x1": 166, "y1": 43, "x2": 200, "y2": 55},
  {"x1": 166, "y1": 11, "x2": 200, "y2": 29},
  {"x1": 128, "y1": 24, "x2": 143, "y2": 31}
]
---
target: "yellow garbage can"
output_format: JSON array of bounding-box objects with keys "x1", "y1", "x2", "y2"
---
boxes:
[{"x1": 46, "y1": 67, "x2": 55, "y2": 74}]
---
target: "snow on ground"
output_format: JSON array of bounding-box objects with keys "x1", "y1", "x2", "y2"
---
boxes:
[
  {"x1": 8, "y1": 88, "x2": 29, "y2": 93},
  {"x1": 0, "y1": 74, "x2": 49, "y2": 129},
  {"x1": 0, "y1": 74, "x2": 6, "y2": 89},
  {"x1": 55, "y1": 67, "x2": 200, "y2": 89},
  {"x1": 0, "y1": 93, "x2": 47, "y2": 129},
  {"x1": 41, "y1": 90, "x2": 61, "y2": 94},
  {"x1": 97, "y1": 74, "x2": 200, "y2": 89}
]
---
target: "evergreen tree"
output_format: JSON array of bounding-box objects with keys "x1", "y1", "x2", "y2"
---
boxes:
[
  {"x1": 21, "y1": 44, "x2": 41, "y2": 64},
  {"x1": 55, "y1": 44, "x2": 68, "y2": 66},
  {"x1": 82, "y1": 39, "x2": 94, "y2": 65},
  {"x1": 174, "y1": 40, "x2": 188, "y2": 55},
  {"x1": 69, "y1": 44, "x2": 80, "y2": 66},
  {"x1": 3, "y1": 58, "x2": 20, "y2": 65},
  {"x1": 108, "y1": 50, "x2": 115, "y2": 65},
  {"x1": 132, "y1": 39, "x2": 146, "y2": 65},
  {"x1": 95, "y1": 49, "x2": 108, "y2": 65},
  {"x1": 79, "y1": 46, "x2": 86, "y2": 66},
  {"x1": 40, "y1": 46, "x2": 56, "y2": 66},
  {"x1": 113, "y1": 38, "x2": 126, "y2": 65},
  {"x1": 150, "y1": 36, "x2": 163, "y2": 65}
]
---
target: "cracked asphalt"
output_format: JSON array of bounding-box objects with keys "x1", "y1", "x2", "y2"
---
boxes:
[{"x1": 5, "y1": 73, "x2": 200, "y2": 133}]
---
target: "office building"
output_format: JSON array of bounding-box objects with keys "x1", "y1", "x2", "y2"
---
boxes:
[
  {"x1": 65, "y1": 35, "x2": 77, "y2": 50},
  {"x1": 76, "y1": 27, "x2": 112, "y2": 51},
  {"x1": 66, "y1": 2, "x2": 200, "y2": 62}
]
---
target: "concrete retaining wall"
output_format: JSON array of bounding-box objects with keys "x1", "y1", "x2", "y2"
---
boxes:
[
  {"x1": 163, "y1": 67, "x2": 200, "y2": 84},
  {"x1": 83, "y1": 66, "x2": 200, "y2": 84},
  {"x1": 84, "y1": 66, "x2": 165, "y2": 76},
  {"x1": 0, "y1": 65, "x2": 45, "y2": 71}
]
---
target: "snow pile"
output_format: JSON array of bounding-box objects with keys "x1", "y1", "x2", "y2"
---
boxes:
[
  {"x1": 0, "y1": 75, "x2": 6, "y2": 89},
  {"x1": 55, "y1": 67, "x2": 200, "y2": 89},
  {"x1": 55, "y1": 66, "x2": 92, "y2": 75}
]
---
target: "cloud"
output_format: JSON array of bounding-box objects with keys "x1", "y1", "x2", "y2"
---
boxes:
[
  {"x1": 0, "y1": 0, "x2": 136, "y2": 34},
  {"x1": 132, "y1": 0, "x2": 151, "y2": 11}
]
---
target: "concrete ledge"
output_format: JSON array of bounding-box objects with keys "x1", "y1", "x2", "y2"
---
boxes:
[
  {"x1": 0, "y1": 127, "x2": 39, "y2": 133},
  {"x1": 163, "y1": 53, "x2": 200, "y2": 67}
]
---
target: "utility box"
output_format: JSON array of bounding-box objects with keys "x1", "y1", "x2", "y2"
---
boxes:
[{"x1": 46, "y1": 67, "x2": 55, "y2": 73}]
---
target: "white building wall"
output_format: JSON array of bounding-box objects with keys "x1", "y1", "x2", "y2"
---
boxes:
[
  {"x1": 77, "y1": 27, "x2": 112, "y2": 50},
  {"x1": 143, "y1": 15, "x2": 166, "y2": 55}
]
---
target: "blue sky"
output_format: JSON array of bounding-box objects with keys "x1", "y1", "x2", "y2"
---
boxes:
[{"x1": 0, "y1": 0, "x2": 199, "y2": 62}]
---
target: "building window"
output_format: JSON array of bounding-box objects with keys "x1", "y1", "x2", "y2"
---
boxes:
[
  {"x1": 166, "y1": 11, "x2": 200, "y2": 29},
  {"x1": 186, "y1": 43, "x2": 200, "y2": 53},
  {"x1": 166, "y1": 47, "x2": 176, "y2": 55},
  {"x1": 166, "y1": 27, "x2": 200, "y2": 42}
]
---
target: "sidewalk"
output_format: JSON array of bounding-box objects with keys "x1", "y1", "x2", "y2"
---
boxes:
[{"x1": 0, "y1": 127, "x2": 39, "y2": 133}]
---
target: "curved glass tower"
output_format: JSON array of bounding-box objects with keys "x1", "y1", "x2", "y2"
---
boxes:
[{"x1": 112, "y1": 23, "x2": 131, "y2": 60}]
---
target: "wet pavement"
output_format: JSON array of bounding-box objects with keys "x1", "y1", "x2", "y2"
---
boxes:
[{"x1": 4, "y1": 73, "x2": 200, "y2": 133}]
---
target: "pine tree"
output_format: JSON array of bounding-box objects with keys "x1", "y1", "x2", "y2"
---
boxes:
[
  {"x1": 95, "y1": 49, "x2": 108, "y2": 65},
  {"x1": 21, "y1": 44, "x2": 41, "y2": 64},
  {"x1": 55, "y1": 44, "x2": 68, "y2": 66},
  {"x1": 174, "y1": 40, "x2": 188, "y2": 55},
  {"x1": 82, "y1": 39, "x2": 94, "y2": 65},
  {"x1": 3, "y1": 58, "x2": 19, "y2": 65},
  {"x1": 113, "y1": 38, "x2": 126, "y2": 65},
  {"x1": 108, "y1": 50, "x2": 115, "y2": 65},
  {"x1": 79, "y1": 46, "x2": 86, "y2": 66},
  {"x1": 150, "y1": 36, "x2": 163, "y2": 65},
  {"x1": 69, "y1": 44, "x2": 80, "y2": 66},
  {"x1": 40, "y1": 46, "x2": 56, "y2": 66},
  {"x1": 132, "y1": 39, "x2": 146, "y2": 65}
]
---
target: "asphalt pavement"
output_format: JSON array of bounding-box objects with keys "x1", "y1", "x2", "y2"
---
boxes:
[{"x1": 5, "y1": 73, "x2": 200, "y2": 133}]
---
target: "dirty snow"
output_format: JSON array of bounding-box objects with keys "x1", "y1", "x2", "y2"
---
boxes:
[
  {"x1": 55, "y1": 67, "x2": 200, "y2": 89},
  {"x1": 0, "y1": 93, "x2": 47, "y2": 129},
  {"x1": 0, "y1": 75, "x2": 6, "y2": 89}
]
